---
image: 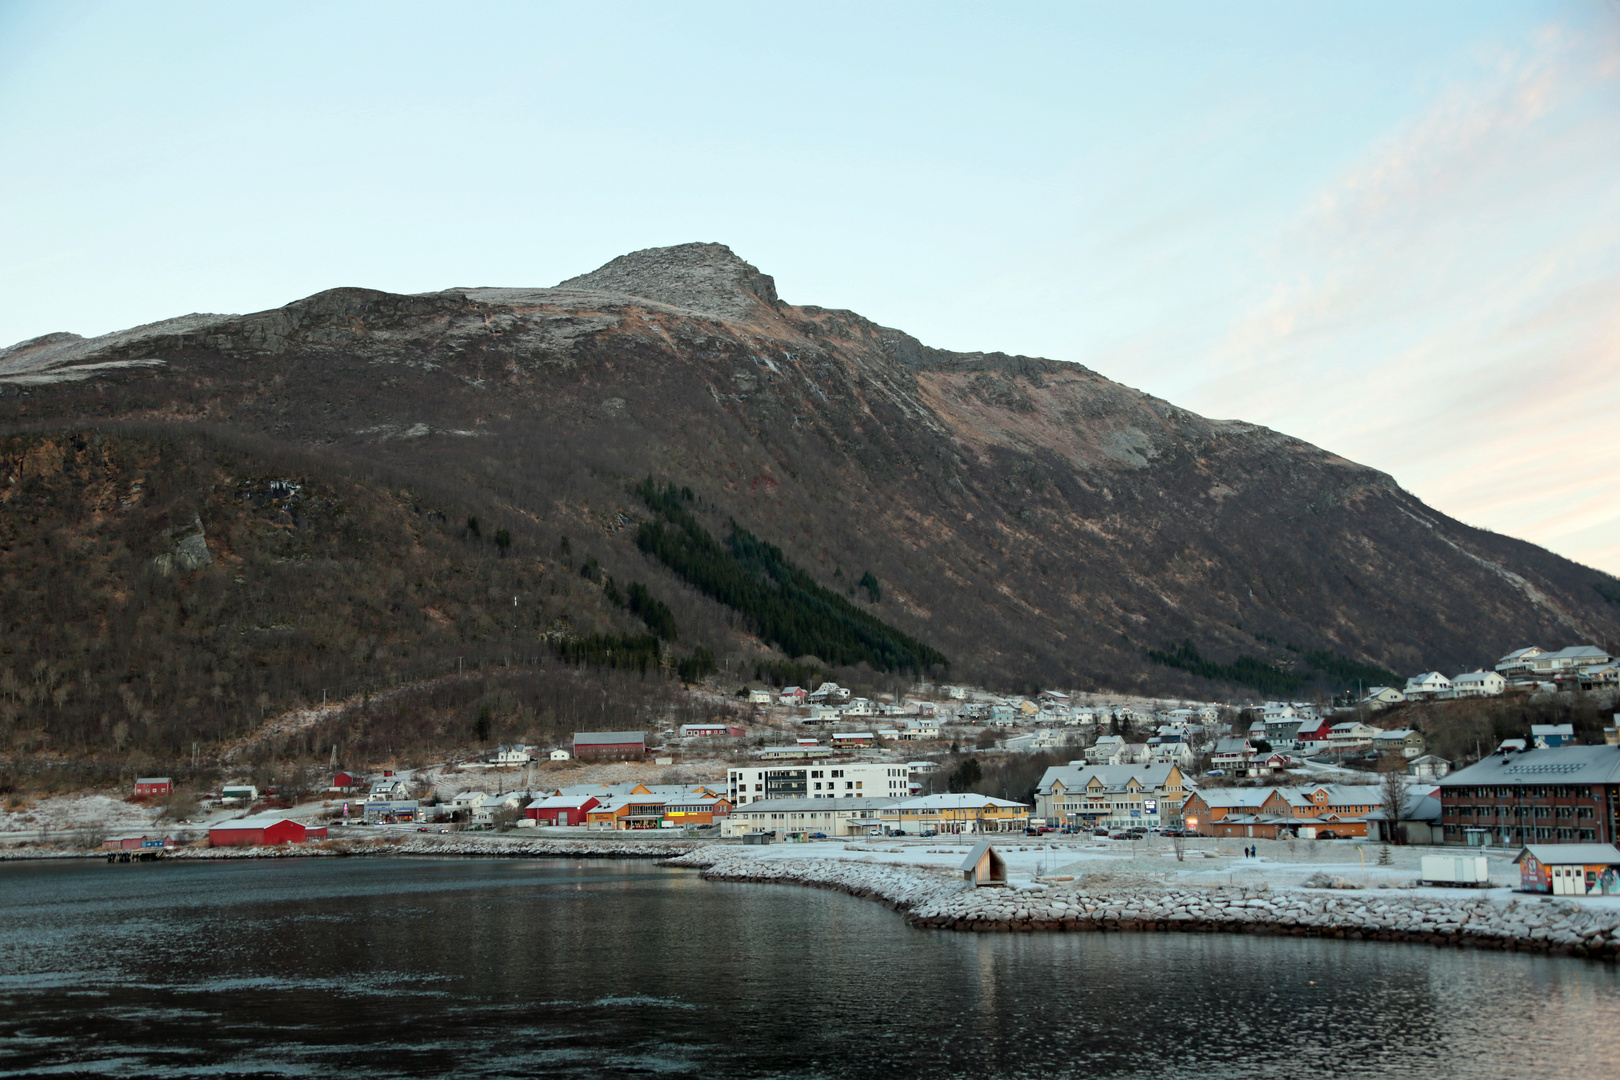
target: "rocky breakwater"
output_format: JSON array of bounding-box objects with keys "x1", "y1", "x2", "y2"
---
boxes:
[
  {"x1": 168, "y1": 834, "x2": 703, "y2": 860},
  {"x1": 672, "y1": 849, "x2": 1620, "y2": 961},
  {"x1": 664, "y1": 846, "x2": 959, "y2": 915}
]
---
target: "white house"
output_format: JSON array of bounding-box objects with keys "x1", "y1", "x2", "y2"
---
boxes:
[
  {"x1": 1150, "y1": 740, "x2": 1195, "y2": 767},
  {"x1": 448, "y1": 790, "x2": 488, "y2": 813},
  {"x1": 1328, "y1": 721, "x2": 1380, "y2": 748},
  {"x1": 808, "y1": 681, "x2": 852, "y2": 703},
  {"x1": 1407, "y1": 754, "x2": 1452, "y2": 779},
  {"x1": 1210, "y1": 738, "x2": 1255, "y2": 768},
  {"x1": 473, "y1": 792, "x2": 525, "y2": 824},
  {"x1": 1085, "y1": 735, "x2": 1127, "y2": 764},
  {"x1": 1360, "y1": 686, "x2": 1406, "y2": 709},
  {"x1": 1450, "y1": 670, "x2": 1505, "y2": 697},
  {"x1": 548, "y1": 749, "x2": 571, "y2": 761},
  {"x1": 367, "y1": 778, "x2": 409, "y2": 802},
  {"x1": 747, "y1": 689, "x2": 773, "y2": 705},
  {"x1": 1495, "y1": 647, "x2": 1544, "y2": 675},
  {"x1": 1521, "y1": 645, "x2": 1613, "y2": 677},
  {"x1": 1404, "y1": 672, "x2": 1452, "y2": 698},
  {"x1": 492, "y1": 744, "x2": 532, "y2": 766}
]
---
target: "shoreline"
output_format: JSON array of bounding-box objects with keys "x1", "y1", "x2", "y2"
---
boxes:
[
  {"x1": 0, "y1": 835, "x2": 705, "y2": 861},
  {"x1": 12, "y1": 836, "x2": 1620, "y2": 962},
  {"x1": 668, "y1": 848, "x2": 1620, "y2": 962}
]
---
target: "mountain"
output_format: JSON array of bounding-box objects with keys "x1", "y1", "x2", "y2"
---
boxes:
[{"x1": 4, "y1": 242, "x2": 1620, "y2": 757}]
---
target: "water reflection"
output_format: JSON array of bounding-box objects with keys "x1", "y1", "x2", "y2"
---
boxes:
[{"x1": 0, "y1": 858, "x2": 1616, "y2": 1078}]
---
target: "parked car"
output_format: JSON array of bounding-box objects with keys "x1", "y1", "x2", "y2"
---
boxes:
[
  {"x1": 1108, "y1": 831, "x2": 1130, "y2": 840},
  {"x1": 809, "y1": 832, "x2": 827, "y2": 839}
]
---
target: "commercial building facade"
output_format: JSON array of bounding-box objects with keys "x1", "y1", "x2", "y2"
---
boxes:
[
  {"x1": 1438, "y1": 744, "x2": 1620, "y2": 846},
  {"x1": 727, "y1": 762, "x2": 911, "y2": 805}
]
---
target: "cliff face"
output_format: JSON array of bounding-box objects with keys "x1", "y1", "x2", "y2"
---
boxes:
[{"x1": 4, "y1": 242, "x2": 1619, "y2": 702}]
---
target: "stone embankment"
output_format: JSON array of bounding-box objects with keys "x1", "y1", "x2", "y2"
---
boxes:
[
  {"x1": 671, "y1": 849, "x2": 1620, "y2": 961},
  {"x1": 7, "y1": 835, "x2": 703, "y2": 862},
  {"x1": 171, "y1": 835, "x2": 702, "y2": 860}
]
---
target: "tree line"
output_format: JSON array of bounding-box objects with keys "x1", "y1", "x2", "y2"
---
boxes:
[{"x1": 632, "y1": 479, "x2": 948, "y2": 675}]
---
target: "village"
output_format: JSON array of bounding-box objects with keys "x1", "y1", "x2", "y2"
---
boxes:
[{"x1": 15, "y1": 641, "x2": 1620, "y2": 904}]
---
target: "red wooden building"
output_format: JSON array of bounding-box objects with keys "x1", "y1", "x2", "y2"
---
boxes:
[
  {"x1": 526, "y1": 793, "x2": 600, "y2": 826},
  {"x1": 133, "y1": 777, "x2": 173, "y2": 797},
  {"x1": 209, "y1": 815, "x2": 328, "y2": 847},
  {"x1": 573, "y1": 731, "x2": 647, "y2": 761},
  {"x1": 329, "y1": 772, "x2": 360, "y2": 793}
]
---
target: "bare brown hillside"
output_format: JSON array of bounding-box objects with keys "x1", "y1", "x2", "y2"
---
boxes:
[{"x1": 4, "y1": 242, "x2": 1620, "y2": 757}]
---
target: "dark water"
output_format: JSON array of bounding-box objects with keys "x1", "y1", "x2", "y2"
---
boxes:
[{"x1": 1, "y1": 858, "x2": 1617, "y2": 1078}]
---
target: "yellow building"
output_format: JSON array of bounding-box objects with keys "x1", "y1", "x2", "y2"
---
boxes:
[{"x1": 879, "y1": 793, "x2": 1030, "y2": 835}]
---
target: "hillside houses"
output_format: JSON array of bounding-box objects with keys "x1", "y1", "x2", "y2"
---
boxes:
[{"x1": 1403, "y1": 672, "x2": 1451, "y2": 699}]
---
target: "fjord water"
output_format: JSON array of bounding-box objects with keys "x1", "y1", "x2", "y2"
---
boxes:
[{"x1": 1, "y1": 858, "x2": 1616, "y2": 1079}]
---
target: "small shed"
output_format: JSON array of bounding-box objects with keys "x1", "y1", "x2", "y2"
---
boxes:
[
  {"x1": 960, "y1": 841, "x2": 1007, "y2": 887},
  {"x1": 133, "y1": 778, "x2": 173, "y2": 798},
  {"x1": 1515, "y1": 844, "x2": 1620, "y2": 895}
]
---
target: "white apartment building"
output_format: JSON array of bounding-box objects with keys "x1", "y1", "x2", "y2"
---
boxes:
[{"x1": 727, "y1": 762, "x2": 912, "y2": 805}]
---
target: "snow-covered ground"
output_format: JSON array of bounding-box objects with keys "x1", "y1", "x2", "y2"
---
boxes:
[
  {"x1": 715, "y1": 832, "x2": 1620, "y2": 913},
  {"x1": 0, "y1": 794, "x2": 163, "y2": 841}
]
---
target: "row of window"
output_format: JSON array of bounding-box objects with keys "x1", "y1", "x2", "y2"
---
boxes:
[
  {"x1": 1451, "y1": 805, "x2": 1594, "y2": 818},
  {"x1": 1443, "y1": 824, "x2": 1599, "y2": 841},
  {"x1": 1445, "y1": 786, "x2": 1604, "y2": 799}
]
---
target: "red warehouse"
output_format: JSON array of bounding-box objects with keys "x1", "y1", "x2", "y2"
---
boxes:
[
  {"x1": 134, "y1": 777, "x2": 173, "y2": 797},
  {"x1": 573, "y1": 731, "x2": 647, "y2": 761},
  {"x1": 526, "y1": 794, "x2": 600, "y2": 826},
  {"x1": 209, "y1": 815, "x2": 329, "y2": 847}
]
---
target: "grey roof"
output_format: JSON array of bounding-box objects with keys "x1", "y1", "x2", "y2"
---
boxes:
[
  {"x1": 1514, "y1": 843, "x2": 1620, "y2": 866},
  {"x1": 1439, "y1": 744, "x2": 1620, "y2": 788},
  {"x1": 1538, "y1": 646, "x2": 1610, "y2": 661},
  {"x1": 960, "y1": 840, "x2": 1000, "y2": 873},
  {"x1": 573, "y1": 730, "x2": 646, "y2": 745},
  {"x1": 1189, "y1": 788, "x2": 1276, "y2": 809},
  {"x1": 1366, "y1": 791, "x2": 1442, "y2": 822},
  {"x1": 1037, "y1": 762, "x2": 1180, "y2": 795}
]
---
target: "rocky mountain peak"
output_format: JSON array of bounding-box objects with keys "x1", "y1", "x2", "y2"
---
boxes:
[{"x1": 555, "y1": 242, "x2": 780, "y2": 322}]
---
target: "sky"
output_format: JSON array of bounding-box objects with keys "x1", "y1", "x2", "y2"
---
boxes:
[{"x1": 2, "y1": 1, "x2": 1618, "y2": 571}]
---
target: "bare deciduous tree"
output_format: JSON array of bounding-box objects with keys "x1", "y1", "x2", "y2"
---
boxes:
[{"x1": 1378, "y1": 756, "x2": 1412, "y2": 845}]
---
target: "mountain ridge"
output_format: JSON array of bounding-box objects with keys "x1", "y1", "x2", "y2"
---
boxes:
[{"x1": 2, "y1": 242, "x2": 1618, "y2": 756}]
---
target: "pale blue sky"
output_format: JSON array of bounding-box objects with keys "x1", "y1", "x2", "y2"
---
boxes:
[{"x1": 3, "y1": 1, "x2": 1618, "y2": 572}]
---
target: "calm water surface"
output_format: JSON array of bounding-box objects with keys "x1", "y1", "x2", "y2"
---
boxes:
[{"x1": 1, "y1": 857, "x2": 1616, "y2": 1078}]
